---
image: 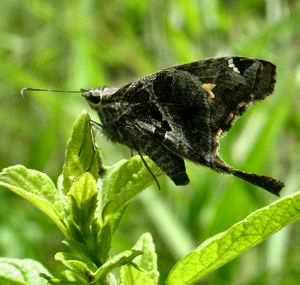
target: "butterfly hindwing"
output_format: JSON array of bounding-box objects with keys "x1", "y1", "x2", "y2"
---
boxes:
[{"x1": 123, "y1": 118, "x2": 190, "y2": 185}]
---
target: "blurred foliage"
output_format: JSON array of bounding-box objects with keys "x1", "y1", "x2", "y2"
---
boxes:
[{"x1": 0, "y1": 0, "x2": 300, "y2": 284}]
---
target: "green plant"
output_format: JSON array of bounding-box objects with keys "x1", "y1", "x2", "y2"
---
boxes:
[{"x1": 0, "y1": 111, "x2": 299, "y2": 285}]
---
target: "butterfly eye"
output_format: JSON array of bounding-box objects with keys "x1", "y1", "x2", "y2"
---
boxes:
[{"x1": 85, "y1": 91, "x2": 101, "y2": 104}]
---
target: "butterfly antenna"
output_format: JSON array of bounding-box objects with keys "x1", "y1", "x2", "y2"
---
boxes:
[{"x1": 20, "y1": 87, "x2": 89, "y2": 98}]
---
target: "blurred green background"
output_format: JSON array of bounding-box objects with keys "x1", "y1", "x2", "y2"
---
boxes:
[{"x1": 1, "y1": 0, "x2": 300, "y2": 284}]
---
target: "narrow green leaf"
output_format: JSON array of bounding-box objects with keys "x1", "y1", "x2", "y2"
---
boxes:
[
  {"x1": 92, "y1": 249, "x2": 143, "y2": 282},
  {"x1": 40, "y1": 272, "x2": 86, "y2": 285},
  {"x1": 101, "y1": 156, "x2": 163, "y2": 223},
  {"x1": 62, "y1": 110, "x2": 102, "y2": 194},
  {"x1": 140, "y1": 190, "x2": 196, "y2": 259},
  {"x1": 60, "y1": 270, "x2": 87, "y2": 283},
  {"x1": 110, "y1": 207, "x2": 127, "y2": 234},
  {"x1": 65, "y1": 218, "x2": 84, "y2": 243},
  {"x1": 0, "y1": 276, "x2": 26, "y2": 285},
  {"x1": 62, "y1": 239, "x2": 97, "y2": 263},
  {"x1": 0, "y1": 258, "x2": 52, "y2": 285},
  {"x1": 167, "y1": 190, "x2": 300, "y2": 285},
  {"x1": 68, "y1": 172, "x2": 98, "y2": 235},
  {"x1": 97, "y1": 223, "x2": 112, "y2": 264},
  {"x1": 120, "y1": 232, "x2": 159, "y2": 285},
  {"x1": 0, "y1": 165, "x2": 67, "y2": 235},
  {"x1": 57, "y1": 174, "x2": 64, "y2": 193}
]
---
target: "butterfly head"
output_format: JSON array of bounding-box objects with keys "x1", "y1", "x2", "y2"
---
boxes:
[{"x1": 82, "y1": 86, "x2": 118, "y2": 109}]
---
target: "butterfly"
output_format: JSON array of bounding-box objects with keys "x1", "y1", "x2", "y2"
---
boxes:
[
  {"x1": 22, "y1": 57, "x2": 284, "y2": 195},
  {"x1": 81, "y1": 57, "x2": 284, "y2": 195}
]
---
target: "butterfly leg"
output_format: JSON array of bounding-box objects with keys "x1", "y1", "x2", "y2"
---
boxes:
[
  {"x1": 137, "y1": 150, "x2": 161, "y2": 190},
  {"x1": 89, "y1": 120, "x2": 103, "y2": 133}
]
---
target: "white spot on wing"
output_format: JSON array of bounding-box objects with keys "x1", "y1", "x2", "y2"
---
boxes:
[
  {"x1": 233, "y1": 67, "x2": 240, "y2": 73},
  {"x1": 228, "y1": 58, "x2": 241, "y2": 74}
]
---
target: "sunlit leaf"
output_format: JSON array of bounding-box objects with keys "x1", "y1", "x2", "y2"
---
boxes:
[
  {"x1": 167, "y1": 190, "x2": 300, "y2": 285},
  {"x1": 0, "y1": 165, "x2": 67, "y2": 235},
  {"x1": 120, "y1": 232, "x2": 159, "y2": 285},
  {"x1": 0, "y1": 258, "x2": 52, "y2": 285},
  {"x1": 55, "y1": 252, "x2": 96, "y2": 282},
  {"x1": 92, "y1": 249, "x2": 142, "y2": 282},
  {"x1": 62, "y1": 110, "x2": 102, "y2": 194},
  {"x1": 96, "y1": 223, "x2": 112, "y2": 265},
  {"x1": 101, "y1": 156, "x2": 163, "y2": 223},
  {"x1": 68, "y1": 172, "x2": 98, "y2": 235}
]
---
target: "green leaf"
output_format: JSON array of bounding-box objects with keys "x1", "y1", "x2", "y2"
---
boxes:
[
  {"x1": 55, "y1": 252, "x2": 96, "y2": 282},
  {"x1": 0, "y1": 276, "x2": 26, "y2": 285},
  {"x1": 0, "y1": 165, "x2": 67, "y2": 235},
  {"x1": 62, "y1": 239, "x2": 99, "y2": 265},
  {"x1": 110, "y1": 207, "x2": 127, "y2": 234},
  {"x1": 106, "y1": 273, "x2": 118, "y2": 285},
  {"x1": 62, "y1": 110, "x2": 102, "y2": 194},
  {"x1": 0, "y1": 258, "x2": 52, "y2": 285},
  {"x1": 92, "y1": 249, "x2": 143, "y2": 282},
  {"x1": 101, "y1": 156, "x2": 163, "y2": 224},
  {"x1": 120, "y1": 232, "x2": 159, "y2": 285},
  {"x1": 68, "y1": 172, "x2": 98, "y2": 236},
  {"x1": 60, "y1": 270, "x2": 87, "y2": 284},
  {"x1": 167, "y1": 190, "x2": 300, "y2": 285},
  {"x1": 39, "y1": 273, "x2": 82, "y2": 285},
  {"x1": 96, "y1": 223, "x2": 112, "y2": 264},
  {"x1": 56, "y1": 249, "x2": 142, "y2": 283}
]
